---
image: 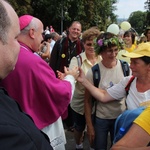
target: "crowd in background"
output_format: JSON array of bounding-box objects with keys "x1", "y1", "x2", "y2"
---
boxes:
[
  {"x1": 0, "y1": 0, "x2": 150, "y2": 150},
  {"x1": 33, "y1": 20, "x2": 150, "y2": 150}
]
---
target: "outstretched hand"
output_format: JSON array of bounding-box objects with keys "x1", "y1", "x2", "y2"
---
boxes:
[
  {"x1": 57, "y1": 66, "x2": 80, "y2": 80},
  {"x1": 64, "y1": 66, "x2": 79, "y2": 80},
  {"x1": 57, "y1": 70, "x2": 65, "y2": 80},
  {"x1": 76, "y1": 67, "x2": 86, "y2": 83}
]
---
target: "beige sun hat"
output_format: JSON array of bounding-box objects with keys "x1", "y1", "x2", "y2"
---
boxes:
[{"x1": 122, "y1": 42, "x2": 150, "y2": 58}]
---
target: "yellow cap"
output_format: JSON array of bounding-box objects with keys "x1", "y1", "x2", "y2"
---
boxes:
[{"x1": 122, "y1": 42, "x2": 150, "y2": 58}]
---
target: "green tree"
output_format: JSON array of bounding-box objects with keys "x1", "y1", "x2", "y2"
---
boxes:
[
  {"x1": 128, "y1": 11, "x2": 147, "y2": 34},
  {"x1": 8, "y1": 0, "x2": 118, "y2": 33},
  {"x1": 8, "y1": 0, "x2": 33, "y2": 16},
  {"x1": 145, "y1": 0, "x2": 150, "y2": 10},
  {"x1": 144, "y1": 0, "x2": 150, "y2": 26}
]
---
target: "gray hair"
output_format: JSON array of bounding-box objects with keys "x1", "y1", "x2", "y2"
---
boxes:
[
  {"x1": 20, "y1": 18, "x2": 38, "y2": 35},
  {"x1": 0, "y1": 0, "x2": 11, "y2": 44},
  {"x1": 50, "y1": 32, "x2": 58, "y2": 40}
]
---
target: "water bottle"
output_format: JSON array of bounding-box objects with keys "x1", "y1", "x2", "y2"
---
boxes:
[
  {"x1": 119, "y1": 127, "x2": 125, "y2": 136},
  {"x1": 114, "y1": 127, "x2": 125, "y2": 143}
]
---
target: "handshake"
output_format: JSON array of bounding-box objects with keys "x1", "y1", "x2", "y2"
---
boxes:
[
  {"x1": 57, "y1": 66, "x2": 87, "y2": 86},
  {"x1": 57, "y1": 66, "x2": 80, "y2": 80}
]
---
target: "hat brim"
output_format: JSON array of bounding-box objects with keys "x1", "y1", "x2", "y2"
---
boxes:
[{"x1": 122, "y1": 52, "x2": 144, "y2": 58}]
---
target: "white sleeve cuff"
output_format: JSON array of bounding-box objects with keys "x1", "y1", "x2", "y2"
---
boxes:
[{"x1": 63, "y1": 75, "x2": 75, "y2": 101}]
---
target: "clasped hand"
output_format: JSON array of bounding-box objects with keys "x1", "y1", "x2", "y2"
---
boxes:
[
  {"x1": 57, "y1": 67, "x2": 87, "y2": 84},
  {"x1": 57, "y1": 66, "x2": 79, "y2": 80}
]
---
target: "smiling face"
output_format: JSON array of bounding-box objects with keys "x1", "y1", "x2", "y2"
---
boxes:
[
  {"x1": 0, "y1": 1, "x2": 20, "y2": 80},
  {"x1": 123, "y1": 34, "x2": 132, "y2": 46},
  {"x1": 101, "y1": 45, "x2": 119, "y2": 62},
  {"x1": 68, "y1": 22, "x2": 82, "y2": 41},
  {"x1": 84, "y1": 39, "x2": 95, "y2": 56}
]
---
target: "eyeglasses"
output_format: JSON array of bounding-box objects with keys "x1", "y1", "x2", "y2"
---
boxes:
[{"x1": 86, "y1": 43, "x2": 94, "y2": 47}]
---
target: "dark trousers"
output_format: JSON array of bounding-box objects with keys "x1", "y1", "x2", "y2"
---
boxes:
[
  {"x1": 94, "y1": 117, "x2": 116, "y2": 150},
  {"x1": 63, "y1": 104, "x2": 74, "y2": 130}
]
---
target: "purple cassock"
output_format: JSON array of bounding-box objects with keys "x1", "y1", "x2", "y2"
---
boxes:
[{"x1": 0, "y1": 42, "x2": 72, "y2": 129}]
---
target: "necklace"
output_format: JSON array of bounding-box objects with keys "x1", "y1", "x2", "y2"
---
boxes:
[{"x1": 68, "y1": 41, "x2": 76, "y2": 63}]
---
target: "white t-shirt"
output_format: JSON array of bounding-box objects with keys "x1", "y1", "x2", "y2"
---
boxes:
[
  {"x1": 107, "y1": 76, "x2": 150, "y2": 110},
  {"x1": 45, "y1": 30, "x2": 50, "y2": 35},
  {"x1": 86, "y1": 60, "x2": 127, "y2": 119}
]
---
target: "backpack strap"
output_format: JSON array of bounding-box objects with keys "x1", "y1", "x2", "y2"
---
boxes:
[
  {"x1": 120, "y1": 60, "x2": 130, "y2": 77},
  {"x1": 76, "y1": 54, "x2": 82, "y2": 67},
  {"x1": 125, "y1": 76, "x2": 135, "y2": 95},
  {"x1": 92, "y1": 64, "x2": 100, "y2": 88},
  {"x1": 91, "y1": 64, "x2": 100, "y2": 123}
]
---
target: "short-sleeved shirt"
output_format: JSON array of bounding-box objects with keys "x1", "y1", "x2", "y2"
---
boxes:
[
  {"x1": 86, "y1": 60, "x2": 127, "y2": 119},
  {"x1": 107, "y1": 77, "x2": 150, "y2": 110},
  {"x1": 70, "y1": 52, "x2": 102, "y2": 115},
  {"x1": 134, "y1": 106, "x2": 150, "y2": 135}
]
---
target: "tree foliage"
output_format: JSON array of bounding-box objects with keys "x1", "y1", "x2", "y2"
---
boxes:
[
  {"x1": 145, "y1": 0, "x2": 150, "y2": 10},
  {"x1": 128, "y1": 11, "x2": 147, "y2": 34},
  {"x1": 7, "y1": 0, "x2": 118, "y2": 33},
  {"x1": 8, "y1": 0, "x2": 33, "y2": 16},
  {"x1": 144, "y1": 0, "x2": 150, "y2": 26},
  {"x1": 127, "y1": 1, "x2": 148, "y2": 35},
  {"x1": 7, "y1": 0, "x2": 150, "y2": 34}
]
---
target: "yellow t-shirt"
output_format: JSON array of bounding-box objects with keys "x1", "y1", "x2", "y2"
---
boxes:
[
  {"x1": 134, "y1": 106, "x2": 150, "y2": 135},
  {"x1": 124, "y1": 44, "x2": 137, "y2": 52}
]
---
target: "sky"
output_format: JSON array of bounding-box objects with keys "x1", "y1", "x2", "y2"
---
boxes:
[{"x1": 114, "y1": 0, "x2": 146, "y2": 19}]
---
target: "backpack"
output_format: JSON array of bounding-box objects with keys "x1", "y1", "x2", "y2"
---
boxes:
[
  {"x1": 76, "y1": 56, "x2": 130, "y2": 121},
  {"x1": 113, "y1": 106, "x2": 145, "y2": 143},
  {"x1": 91, "y1": 59, "x2": 130, "y2": 89},
  {"x1": 113, "y1": 76, "x2": 146, "y2": 144},
  {"x1": 90, "y1": 60, "x2": 130, "y2": 122},
  {"x1": 76, "y1": 56, "x2": 130, "y2": 82}
]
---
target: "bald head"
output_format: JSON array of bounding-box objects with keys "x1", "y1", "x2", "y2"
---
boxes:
[
  {"x1": 0, "y1": 0, "x2": 20, "y2": 79},
  {"x1": 0, "y1": 0, "x2": 11, "y2": 44}
]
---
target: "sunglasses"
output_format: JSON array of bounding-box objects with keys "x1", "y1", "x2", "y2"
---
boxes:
[{"x1": 86, "y1": 43, "x2": 94, "y2": 47}]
